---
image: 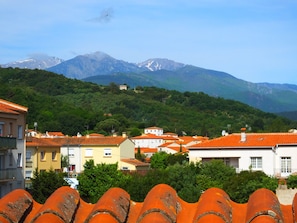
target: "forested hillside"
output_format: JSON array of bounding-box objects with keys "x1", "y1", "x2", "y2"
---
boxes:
[{"x1": 0, "y1": 67, "x2": 296, "y2": 137}]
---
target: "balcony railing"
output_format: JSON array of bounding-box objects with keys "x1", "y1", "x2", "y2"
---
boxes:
[
  {"x1": 0, "y1": 168, "x2": 17, "y2": 181},
  {"x1": 0, "y1": 136, "x2": 17, "y2": 150}
]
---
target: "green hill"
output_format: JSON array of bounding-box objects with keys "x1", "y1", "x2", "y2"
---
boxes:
[{"x1": 0, "y1": 67, "x2": 296, "y2": 137}]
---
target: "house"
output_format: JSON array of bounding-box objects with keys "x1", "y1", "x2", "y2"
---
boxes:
[
  {"x1": 0, "y1": 99, "x2": 28, "y2": 197},
  {"x1": 158, "y1": 142, "x2": 188, "y2": 154},
  {"x1": 60, "y1": 134, "x2": 148, "y2": 173},
  {"x1": 119, "y1": 84, "x2": 128, "y2": 90},
  {"x1": 132, "y1": 128, "x2": 208, "y2": 158},
  {"x1": 132, "y1": 134, "x2": 164, "y2": 150},
  {"x1": 158, "y1": 136, "x2": 208, "y2": 154},
  {"x1": 25, "y1": 137, "x2": 62, "y2": 188},
  {"x1": 144, "y1": 126, "x2": 163, "y2": 136},
  {"x1": 188, "y1": 129, "x2": 297, "y2": 178}
]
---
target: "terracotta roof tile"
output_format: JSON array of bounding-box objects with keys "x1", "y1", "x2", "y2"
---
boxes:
[
  {"x1": 1, "y1": 184, "x2": 297, "y2": 223},
  {"x1": 26, "y1": 135, "x2": 130, "y2": 147},
  {"x1": 245, "y1": 188, "x2": 284, "y2": 222},
  {"x1": 189, "y1": 133, "x2": 297, "y2": 149},
  {"x1": 0, "y1": 99, "x2": 28, "y2": 114},
  {"x1": 86, "y1": 187, "x2": 130, "y2": 223},
  {"x1": 0, "y1": 189, "x2": 33, "y2": 223},
  {"x1": 121, "y1": 159, "x2": 150, "y2": 167},
  {"x1": 29, "y1": 186, "x2": 80, "y2": 223}
]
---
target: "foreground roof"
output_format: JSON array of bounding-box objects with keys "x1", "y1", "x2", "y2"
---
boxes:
[{"x1": 0, "y1": 184, "x2": 295, "y2": 223}]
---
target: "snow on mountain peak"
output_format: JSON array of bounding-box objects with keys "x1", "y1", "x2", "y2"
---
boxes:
[{"x1": 137, "y1": 58, "x2": 185, "y2": 71}]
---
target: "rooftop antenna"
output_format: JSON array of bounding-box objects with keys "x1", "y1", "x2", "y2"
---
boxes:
[{"x1": 34, "y1": 122, "x2": 38, "y2": 131}]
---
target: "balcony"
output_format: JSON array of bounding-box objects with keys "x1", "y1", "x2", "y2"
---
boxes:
[
  {"x1": 0, "y1": 168, "x2": 17, "y2": 181},
  {"x1": 0, "y1": 136, "x2": 17, "y2": 150}
]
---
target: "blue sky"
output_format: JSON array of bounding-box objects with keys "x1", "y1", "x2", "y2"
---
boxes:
[{"x1": 1, "y1": 0, "x2": 297, "y2": 84}]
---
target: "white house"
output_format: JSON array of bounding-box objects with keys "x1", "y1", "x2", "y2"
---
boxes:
[
  {"x1": 144, "y1": 126, "x2": 163, "y2": 136},
  {"x1": 132, "y1": 134, "x2": 164, "y2": 149},
  {"x1": 188, "y1": 130, "x2": 297, "y2": 178}
]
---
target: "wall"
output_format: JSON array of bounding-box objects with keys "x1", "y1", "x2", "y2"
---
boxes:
[{"x1": 276, "y1": 185, "x2": 297, "y2": 205}]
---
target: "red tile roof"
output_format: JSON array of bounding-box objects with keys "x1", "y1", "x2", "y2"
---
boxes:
[
  {"x1": 0, "y1": 99, "x2": 28, "y2": 114},
  {"x1": 189, "y1": 133, "x2": 297, "y2": 149},
  {"x1": 132, "y1": 134, "x2": 164, "y2": 139},
  {"x1": 26, "y1": 136, "x2": 130, "y2": 147},
  {"x1": 121, "y1": 158, "x2": 150, "y2": 167},
  {"x1": 0, "y1": 184, "x2": 295, "y2": 223}
]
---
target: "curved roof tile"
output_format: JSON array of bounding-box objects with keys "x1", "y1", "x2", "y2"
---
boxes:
[
  {"x1": 1, "y1": 184, "x2": 297, "y2": 223},
  {"x1": 245, "y1": 188, "x2": 283, "y2": 223},
  {"x1": 0, "y1": 189, "x2": 33, "y2": 223},
  {"x1": 85, "y1": 187, "x2": 130, "y2": 223},
  {"x1": 193, "y1": 188, "x2": 232, "y2": 223}
]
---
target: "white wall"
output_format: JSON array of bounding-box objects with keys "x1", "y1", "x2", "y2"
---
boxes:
[
  {"x1": 275, "y1": 145, "x2": 297, "y2": 177},
  {"x1": 189, "y1": 148, "x2": 275, "y2": 176}
]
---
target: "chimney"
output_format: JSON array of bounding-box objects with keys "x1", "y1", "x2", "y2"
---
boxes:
[
  {"x1": 240, "y1": 128, "x2": 246, "y2": 142},
  {"x1": 122, "y1": 132, "x2": 127, "y2": 138}
]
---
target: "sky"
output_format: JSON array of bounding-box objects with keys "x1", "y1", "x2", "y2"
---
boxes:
[{"x1": 1, "y1": 0, "x2": 297, "y2": 84}]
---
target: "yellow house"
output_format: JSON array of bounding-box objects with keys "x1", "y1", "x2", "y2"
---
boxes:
[
  {"x1": 79, "y1": 136, "x2": 137, "y2": 171},
  {"x1": 25, "y1": 137, "x2": 61, "y2": 188},
  {"x1": 59, "y1": 134, "x2": 149, "y2": 173}
]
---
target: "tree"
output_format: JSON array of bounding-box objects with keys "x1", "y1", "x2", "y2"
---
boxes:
[
  {"x1": 199, "y1": 159, "x2": 236, "y2": 189},
  {"x1": 135, "y1": 146, "x2": 146, "y2": 162},
  {"x1": 61, "y1": 154, "x2": 69, "y2": 169},
  {"x1": 94, "y1": 118, "x2": 120, "y2": 135},
  {"x1": 166, "y1": 163, "x2": 201, "y2": 202},
  {"x1": 77, "y1": 160, "x2": 128, "y2": 203},
  {"x1": 30, "y1": 168, "x2": 69, "y2": 203},
  {"x1": 286, "y1": 175, "x2": 297, "y2": 189},
  {"x1": 150, "y1": 152, "x2": 169, "y2": 169},
  {"x1": 120, "y1": 169, "x2": 168, "y2": 202},
  {"x1": 167, "y1": 153, "x2": 188, "y2": 166},
  {"x1": 224, "y1": 170, "x2": 278, "y2": 203}
]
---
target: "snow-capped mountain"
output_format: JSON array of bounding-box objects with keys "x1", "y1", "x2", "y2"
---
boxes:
[
  {"x1": 1, "y1": 55, "x2": 63, "y2": 69},
  {"x1": 46, "y1": 51, "x2": 146, "y2": 79},
  {"x1": 137, "y1": 58, "x2": 185, "y2": 71}
]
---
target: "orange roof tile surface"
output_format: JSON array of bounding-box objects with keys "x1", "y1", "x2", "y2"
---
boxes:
[
  {"x1": 0, "y1": 98, "x2": 28, "y2": 114},
  {"x1": 0, "y1": 184, "x2": 296, "y2": 223},
  {"x1": 27, "y1": 136, "x2": 130, "y2": 147},
  {"x1": 189, "y1": 133, "x2": 297, "y2": 149}
]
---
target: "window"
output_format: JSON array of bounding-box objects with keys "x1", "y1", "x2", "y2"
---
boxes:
[
  {"x1": 26, "y1": 151, "x2": 32, "y2": 161},
  {"x1": 25, "y1": 171, "x2": 32, "y2": 180},
  {"x1": 9, "y1": 123, "x2": 13, "y2": 136},
  {"x1": 281, "y1": 157, "x2": 291, "y2": 173},
  {"x1": 40, "y1": 151, "x2": 45, "y2": 161},
  {"x1": 0, "y1": 122, "x2": 3, "y2": 136},
  {"x1": 250, "y1": 157, "x2": 262, "y2": 169},
  {"x1": 85, "y1": 149, "x2": 93, "y2": 157},
  {"x1": 17, "y1": 153, "x2": 22, "y2": 167},
  {"x1": 104, "y1": 148, "x2": 112, "y2": 157},
  {"x1": 52, "y1": 151, "x2": 57, "y2": 160},
  {"x1": 18, "y1": 125, "x2": 23, "y2": 139},
  {"x1": 9, "y1": 152, "x2": 13, "y2": 166},
  {"x1": 68, "y1": 148, "x2": 74, "y2": 157}
]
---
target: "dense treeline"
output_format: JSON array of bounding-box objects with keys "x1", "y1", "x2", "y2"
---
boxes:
[
  {"x1": 30, "y1": 157, "x2": 279, "y2": 204},
  {"x1": 1, "y1": 67, "x2": 296, "y2": 137}
]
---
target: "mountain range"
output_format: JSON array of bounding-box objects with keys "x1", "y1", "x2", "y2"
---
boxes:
[{"x1": 2, "y1": 51, "x2": 297, "y2": 115}]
